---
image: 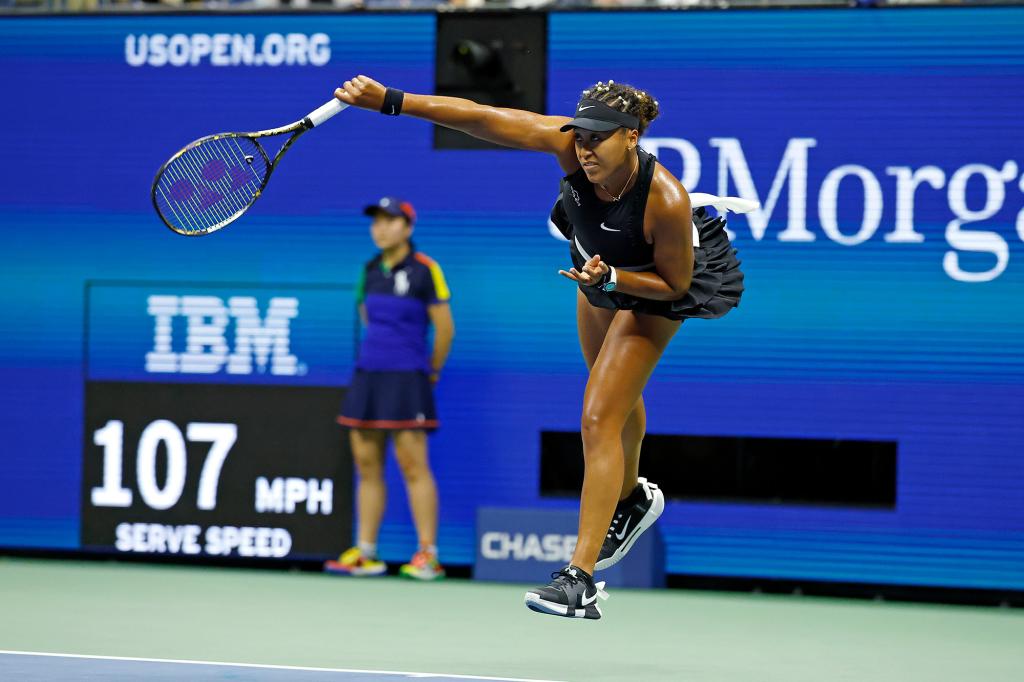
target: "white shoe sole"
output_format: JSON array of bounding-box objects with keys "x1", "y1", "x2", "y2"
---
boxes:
[
  {"x1": 523, "y1": 592, "x2": 602, "y2": 620},
  {"x1": 594, "y1": 481, "x2": 665, "y2": 571},
  {"x1": 400, "y1": 570, "x2": 445, "y2": 581},
  {"x1": 324, "y1": 563, "x2": 387, "y2": 577}
]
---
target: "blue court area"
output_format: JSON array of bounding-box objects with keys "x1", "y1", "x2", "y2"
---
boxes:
[{"x1": 0, "y1": 652, "x2": 560, "y2": 682}]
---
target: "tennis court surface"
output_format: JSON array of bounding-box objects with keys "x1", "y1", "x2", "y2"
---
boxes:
[{"x1": 2, "y1": 557, "x2": 1021, "y2": 681}]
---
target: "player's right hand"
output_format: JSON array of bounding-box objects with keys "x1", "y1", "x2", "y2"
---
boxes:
[
  {"x1": 334, "y1": 75, "x2": 386, "y2": 112},
  {"x1": 559, "y1": 254, "x2": 609, "y2": 287}
]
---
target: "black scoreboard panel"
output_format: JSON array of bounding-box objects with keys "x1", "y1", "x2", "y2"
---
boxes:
[{"x1": 82, "y1": 382, "x2": 352, "y2": 561}]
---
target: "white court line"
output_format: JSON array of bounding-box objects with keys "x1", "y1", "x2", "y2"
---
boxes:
[{"x1": 0, "y1": 650, "x2": 568, "y2": 682}]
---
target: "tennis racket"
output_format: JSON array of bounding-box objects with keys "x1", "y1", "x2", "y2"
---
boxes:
[{"x1": 152, "y1": 98, "x2": 348, "y2": 236}]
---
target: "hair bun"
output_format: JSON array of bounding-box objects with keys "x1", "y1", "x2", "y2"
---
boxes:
[{"x1": 576, "y1": 80, "x2": 660, "y2": 136}]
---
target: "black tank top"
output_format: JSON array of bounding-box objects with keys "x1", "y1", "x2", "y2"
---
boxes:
[{"x1": 560, "y1": 147, "x2": 656, "y2": 271}]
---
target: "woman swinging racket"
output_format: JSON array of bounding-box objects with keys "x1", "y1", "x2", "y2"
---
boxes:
[{"x1": 335, "y1": 76, "x2": 748, "y2": 620}]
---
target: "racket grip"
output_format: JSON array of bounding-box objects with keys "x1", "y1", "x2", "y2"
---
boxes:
[{"x1": 307, "y1": 99, "x2": 348, "y2": 128}]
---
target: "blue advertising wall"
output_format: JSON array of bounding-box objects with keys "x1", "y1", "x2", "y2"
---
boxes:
[{"x1": 1, "y1": 8, "x2": 1022, "y2": 589}]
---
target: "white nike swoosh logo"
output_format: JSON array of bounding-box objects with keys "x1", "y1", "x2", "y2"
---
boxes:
[
  {"x1": 390, "y1": 105, "x2": 396, "y2": 115},
  {"x1": 600, "y1": 222, "x2": 621, "y2": 232},
  {"x1": 614, "y1": 519, "x2": 631, "y2": 541},
  {"x1": 581, "y1": 591, "x2": 598, "y2": 606},
  {"x1": 578, "y1": 106, "x2": 595, "y2": 112}
]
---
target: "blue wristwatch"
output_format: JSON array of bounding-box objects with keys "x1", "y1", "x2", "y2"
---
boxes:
[{"x1": 597, "y1": 266, "x2": 617, "y2": 293}]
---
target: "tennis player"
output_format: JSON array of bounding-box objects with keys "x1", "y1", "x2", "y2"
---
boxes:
[
  {"x1": 325, "y1": 197, "x2": 454, "y2": 581},
  {"x1": 334, "y1": 77, "x2": 745, "y2": 618}
]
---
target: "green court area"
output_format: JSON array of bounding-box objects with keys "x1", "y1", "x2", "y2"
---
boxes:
[{"x1": 1, "y1": 557, "x2": 1021, "y2": 681}]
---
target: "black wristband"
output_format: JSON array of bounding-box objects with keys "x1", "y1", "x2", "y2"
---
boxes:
[{"x1": 380, "y1": 88, "x2": 404, "y2": 116}]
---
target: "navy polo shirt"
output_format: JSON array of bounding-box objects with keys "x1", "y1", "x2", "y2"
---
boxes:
[{"x1": 355, "y1": 250, "x2": 451, "y2": 373}]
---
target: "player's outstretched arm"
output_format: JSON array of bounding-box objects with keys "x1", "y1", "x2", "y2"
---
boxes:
[{"x1": 335, "y1": 75, "x2": 577, "y2": 169}]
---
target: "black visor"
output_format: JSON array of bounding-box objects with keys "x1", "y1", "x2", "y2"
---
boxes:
[{"x1": 559, "y1": 98, "x2": 639, "y2": 133}]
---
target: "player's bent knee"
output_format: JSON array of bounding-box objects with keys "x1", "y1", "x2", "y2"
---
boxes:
[{"x1": 580, "y1": 409, "x2": 628, "y2": 444}]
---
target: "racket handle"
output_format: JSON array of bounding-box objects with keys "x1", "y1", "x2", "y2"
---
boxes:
[{"x1": 307, "y1": 99, "x2": 348, "y2": 128}]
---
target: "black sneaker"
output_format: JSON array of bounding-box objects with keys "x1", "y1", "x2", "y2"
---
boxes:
[
  {"x1": 524, "y1": 565, "x2": 609, "y2": 620},
  {"x1": 595, "y1": 477, "x2": 665, "y2": 571}
]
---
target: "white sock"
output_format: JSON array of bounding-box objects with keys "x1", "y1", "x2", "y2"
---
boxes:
[{"x1": 358, "y1": 541, "x2": 377, "y2": 558}]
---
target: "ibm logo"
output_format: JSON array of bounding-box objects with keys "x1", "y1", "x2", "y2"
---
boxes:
[{"x1": 145, "y1": 295, "x2": 301, "y2": 375}]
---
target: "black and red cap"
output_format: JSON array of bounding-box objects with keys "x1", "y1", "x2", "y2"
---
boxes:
[{"x1": 363, "y1": 196, "x2": 416, "y2": 224}]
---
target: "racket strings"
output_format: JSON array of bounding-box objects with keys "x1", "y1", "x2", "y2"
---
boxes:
[
  {"x1": 154, "y1": 136, "x2": 269, "y2": 235},
  {"x1": 167, "y1": 137, "x2": 265, "y2": 231}
]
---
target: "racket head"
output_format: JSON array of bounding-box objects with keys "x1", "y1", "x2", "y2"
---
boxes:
[{"x1": 151, "y1": 133, "x2": 272, "y2": 236}]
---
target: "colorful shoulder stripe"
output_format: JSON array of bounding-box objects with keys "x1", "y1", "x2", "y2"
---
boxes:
[
  {"x1": 414, "y1": 252, "x2": 451, "y2": 302},
  {"x1": 354, "y1": 266, "x2": 367, "y2": 305}
]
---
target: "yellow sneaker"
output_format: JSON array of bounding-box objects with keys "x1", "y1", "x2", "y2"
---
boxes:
[
  {"x1": 399, "y1": 550, "x2": 445, "y2": 581},
  {"x1": 324, "y1": 547, "x2": 387, "y2": 577}
]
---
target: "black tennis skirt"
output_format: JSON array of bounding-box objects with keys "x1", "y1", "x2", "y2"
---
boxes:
[{"x1": 569, "y1": 207, "x2": 744, "y2": 321}]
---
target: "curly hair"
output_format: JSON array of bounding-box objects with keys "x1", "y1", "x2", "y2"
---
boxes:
[{"x1": 580, "y1": 80, "x2": 660, "y2": 136}]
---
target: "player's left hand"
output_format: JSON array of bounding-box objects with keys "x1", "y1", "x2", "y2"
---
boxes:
[{"x1": 559, "y1": 254, "x2": 609, "y2": 287}]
